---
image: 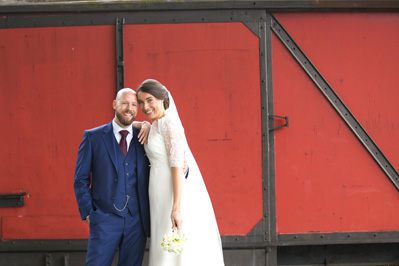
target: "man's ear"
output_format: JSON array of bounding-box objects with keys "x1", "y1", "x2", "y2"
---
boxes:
[{"x1": 113, "y1": 100, "x2": 117, "y2": 110}]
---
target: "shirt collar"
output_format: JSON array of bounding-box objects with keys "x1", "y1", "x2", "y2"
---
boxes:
[{"x1": 112, "y1": 119, "x2": 133, "y2": 137}]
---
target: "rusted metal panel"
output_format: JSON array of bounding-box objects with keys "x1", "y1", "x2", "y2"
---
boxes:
[
  {"x1": 272, "y1": 12, "x2": 399, "y2": 234},
  {"x1": 124, "y1": 21, "x2": 264, "y2": 235},
  {"x1": 0, "y1": 25, "x2": 116, "y2": 239}
]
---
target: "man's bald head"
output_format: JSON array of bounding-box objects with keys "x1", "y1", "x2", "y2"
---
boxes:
[{"x1": 113, "y1": 88, "x2": 138, "y2": 129}]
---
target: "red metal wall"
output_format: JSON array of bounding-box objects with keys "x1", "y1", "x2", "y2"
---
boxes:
[
  {"x1": 0, "y1": 26, "x2": 116, "y2": 239},
  {"x1": 0, "y1": 22, "x2": 263, "y2": 239},
  {"x1": 124, "y1": 22, "x2": 263, "y2": 235},
  {"x1": 273, "y1": 12, "x2": 399, "y2": 234}
]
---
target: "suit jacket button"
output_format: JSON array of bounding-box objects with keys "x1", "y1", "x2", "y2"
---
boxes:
[
  {"x1": 114, "y1": 179, "x2": 118, "y2": 182},
  {"x1": 112, "y1": 197, "x2": 115, "y2": 200},
  {"x1": 125, "y1": 163, "x2": 129, "y2": 166}
]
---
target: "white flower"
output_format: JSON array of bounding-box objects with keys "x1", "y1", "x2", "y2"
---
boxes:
[{"x1": 161, "y1": 231, "x2": 188, "y2": 254}]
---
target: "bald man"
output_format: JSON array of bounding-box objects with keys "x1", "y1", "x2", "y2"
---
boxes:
[{"x1": 74, "y1": 88, "x2": 150, "y2": 266}]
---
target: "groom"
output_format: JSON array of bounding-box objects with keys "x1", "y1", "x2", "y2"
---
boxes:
[{"x1": 74, "y1": 88, "x2": 150, "y2": 266}]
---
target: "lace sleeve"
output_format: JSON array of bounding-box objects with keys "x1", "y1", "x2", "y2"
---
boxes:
[{"x1": 159, "y1": 115, "x2": 185, "y2": 168}]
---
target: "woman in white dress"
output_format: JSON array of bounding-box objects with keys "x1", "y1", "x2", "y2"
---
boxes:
[{"x1": 136, "y1": 79, "x2": 225, "y2": 266}]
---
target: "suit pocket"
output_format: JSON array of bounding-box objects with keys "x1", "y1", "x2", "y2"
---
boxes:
[{"x1": 89, "y1": 208, "x2": 109, "y2": 224}]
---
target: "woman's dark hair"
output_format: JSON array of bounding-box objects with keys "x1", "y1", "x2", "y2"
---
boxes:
[{"x1": 137, "y1": 79, "x2": 170, "y2": 109}]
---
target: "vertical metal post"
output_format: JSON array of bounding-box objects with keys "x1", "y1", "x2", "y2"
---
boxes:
[
  {"x1": 265, "y1": 11, "x2": 278, "y2": 266},
  {"x1": 266, "y1": 246, "x2": 278, "y2": 266},
  {"x1": 116, "y1": 18, "x2": 125, "y2": 91}
]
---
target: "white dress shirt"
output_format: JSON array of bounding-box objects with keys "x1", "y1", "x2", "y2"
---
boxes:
[{"x1": 112, "y1": 119, "x2": 133, "y2": 151}]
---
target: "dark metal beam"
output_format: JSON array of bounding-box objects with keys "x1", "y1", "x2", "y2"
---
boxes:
[
  {"x1": 0, "y1": 0, "x2": 398, "y2": 14},
  {"x1": 278, "y1": 231, "x2": 399, "y2": 246},
  {"x1": 265, "y1": 11, "x2": 278, "y2": 246},
  {"x1": 115, "y1": 17, "x2": 125, "y2": 91},
  {"x1": 0, "y1": 10, "x2": 266, "y2": 29}
]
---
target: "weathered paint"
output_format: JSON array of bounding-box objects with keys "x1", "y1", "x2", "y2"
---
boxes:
[
  {"x1": 273, "y1": 12, "x2": 399, "y2": 234},
  {"x1": 0, "y1": 21, "x2": 263, "y2": 239},
  {"x1": 124, "y1": 22, "x2": 263, "y2": 235},
  {"x1": 0, "y1": 25, "x2": 116, "y2": 239}
]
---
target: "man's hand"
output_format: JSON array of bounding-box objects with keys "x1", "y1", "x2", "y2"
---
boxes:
[{"x1": 86, "y1": 215, "x2": 90, "y2": 225}]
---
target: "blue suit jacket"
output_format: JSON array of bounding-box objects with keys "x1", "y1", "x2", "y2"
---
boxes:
[{"x1": 73, "y1": 122, "x2": 150, "y2": 237}]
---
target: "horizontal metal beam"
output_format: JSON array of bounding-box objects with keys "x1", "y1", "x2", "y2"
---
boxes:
[
  {"x1": 0, "y1": 0, "x2": 398, "y2": 14},
  {"x1": 2, "y1": 231, "x2": 399, "y2": 252},
  {"x1": 0, "y1": 10, "x2": 265, "y2": 29},
  {"x1": 0, "y1": 239, "x2": 88, "y2": 252},
  {"x1": 278, "y1": 231, "x2": 399, "y2": 246}
]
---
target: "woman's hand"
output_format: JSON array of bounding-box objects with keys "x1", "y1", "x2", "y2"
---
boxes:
[
  {"x1": 138, "y1": 121, "x2": 151, "y2": 144},
  {"x1": 171, "y1": 210, "x2": 183, "y2": 234}
]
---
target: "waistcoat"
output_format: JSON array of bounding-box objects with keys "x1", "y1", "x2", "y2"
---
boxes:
[{"x1": 113, "y1": 136, "x2": 139, "y2": 217}]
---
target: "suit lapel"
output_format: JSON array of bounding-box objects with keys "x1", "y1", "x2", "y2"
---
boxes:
[{"x1": 102, "y1": 122, "x2": 118, "y2": 172}]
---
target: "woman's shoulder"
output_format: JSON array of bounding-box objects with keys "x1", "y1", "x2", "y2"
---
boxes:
[{"x1": 158, "y1": 112, "x2": 184, "y2": 132}]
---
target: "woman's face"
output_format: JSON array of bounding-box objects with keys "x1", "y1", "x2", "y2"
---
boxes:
[{"x1": 137, "y1": 91, "x2": 165, "y2": 121}]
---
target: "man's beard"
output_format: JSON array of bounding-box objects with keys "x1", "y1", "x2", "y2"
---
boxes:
[{"x1": 116, "y1": 111, "x2": 135, "y2": 127}]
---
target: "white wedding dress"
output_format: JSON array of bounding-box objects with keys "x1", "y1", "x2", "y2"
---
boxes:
[{"x1": 145, "y1": 99, "x2": 225, "y2": 266}]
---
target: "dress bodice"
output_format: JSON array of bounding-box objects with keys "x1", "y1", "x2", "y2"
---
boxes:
[
  {"x1": 144, "y1": 113, "x2": 186, "y2": 169},
  {"x1": 144, "y1": 123, "x2": 170, "y2": 168}
]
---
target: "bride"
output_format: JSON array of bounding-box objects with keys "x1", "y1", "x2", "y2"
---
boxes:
[{"x1": 136, "y1": 79, "x2": 225, "y2": 266}]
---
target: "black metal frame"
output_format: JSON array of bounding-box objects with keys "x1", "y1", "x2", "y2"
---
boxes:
[
  {"x1": 115, "y1": 17, "x2": 125, "y2": 91},
  {"x1": 1, "y1": 2, "x2": 398, "y2": 265},
  {"x1": 0, "y1": 191, "x2": 28, "y2": 207},
  {"x1": 0, "y1": 0, "x2": 398, "y2": 14}
]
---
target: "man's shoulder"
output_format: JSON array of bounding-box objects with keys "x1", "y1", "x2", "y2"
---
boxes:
[{"x1": 85, "y1": 122, "x2": 111, "y2": 135}]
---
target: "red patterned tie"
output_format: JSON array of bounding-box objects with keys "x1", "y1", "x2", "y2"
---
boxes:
[{"x1": 119, "y1": 130, "x2": 129, "y2": 156}]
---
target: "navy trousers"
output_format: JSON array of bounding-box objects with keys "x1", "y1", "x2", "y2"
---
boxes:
[{"x1": 85, "y1": 211, "x2": 147, "y2": 266}]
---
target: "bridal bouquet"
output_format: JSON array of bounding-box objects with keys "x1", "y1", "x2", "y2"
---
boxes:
[{"x1": 161, "y1": 230, "x2": 188, "y2": 254}]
